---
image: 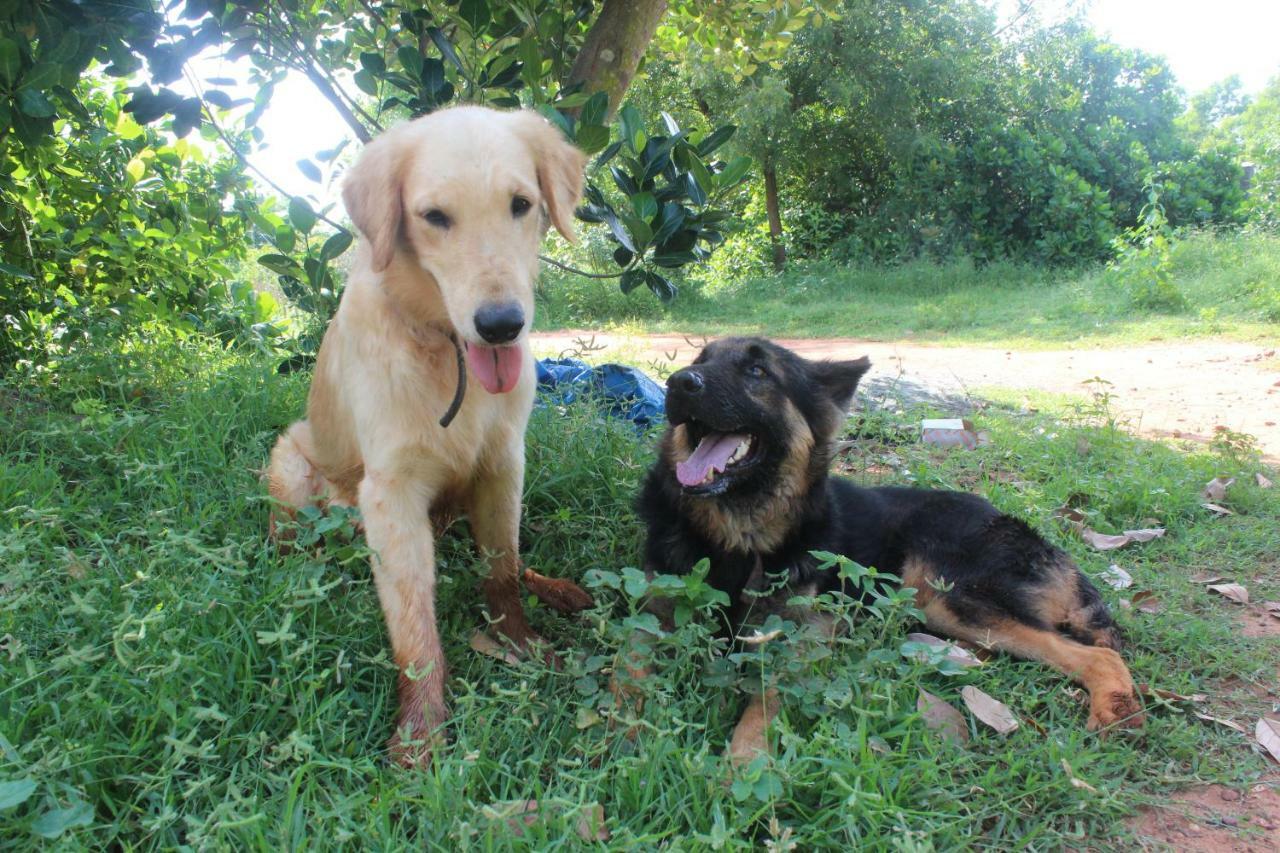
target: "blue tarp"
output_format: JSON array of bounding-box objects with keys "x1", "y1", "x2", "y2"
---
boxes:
[{"x1": 536, "y1": 358, "x2": 666, "y2": 430}]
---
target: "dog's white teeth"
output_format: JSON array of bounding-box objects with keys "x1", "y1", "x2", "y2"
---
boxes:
[
  {"x1": 727, "y1": 440, "x2": 750, "y2": 465},
  {"x1": 702, "y1": 470, "x2": 715, "y2": 484}
]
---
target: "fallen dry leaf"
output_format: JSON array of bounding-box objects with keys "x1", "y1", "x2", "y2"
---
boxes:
[
  {"x1": 1138, "y1": 684, "x2": 1208, "y2": 703},
  {"x1": 482, "y1": 800, "x2": 610, "y2": 842},
  {"x1": 906, "y1": 632, "x2": 982, "y2": 667},
  {"x1": 1207, "y1": 583, "x2": 1250, "y2": 605},
  {"x1": 737, "y1": 628, "x2": 784, "y2": 646},
  {"x1": 1060, "y1": 759, "x2": 1099, "y2": 794},
  {"x1": 1189, "y1": 572, "x2": 1226, "y2": 584},
  {"x1": 1195, "y1": 712, "x2": 1247, "y2": 733},
  {"x1": 1121, "y1": 528, "x2": 1165, "y2": 543},
  {"x1": 470, "y1": 630, "x2": 521, "y2": 665},
  {"x1": 1257, "y1": 472, "x2": 1274, "y2": 489},
  {"x1": 1101, "y1": 564, "x2": 1133, "y2": 590},
  {"x1": 961, "y1": 686, "x2": 1019, "y2": 735},
  {"x1": 917, "y1": 689, "x2": 969, "y2": 744},
  {"x1": 1081, "y1": 529, "x2": 1132, "y2": 551},
  {"x1": 1202, "y1": 476, "x2": 1235, "y2": 502},
  {"x1": 1263, "y1": 601, "x2": 1280, "y2": 618},
  {"x1": 1256, "y1": 718, "x2": 1280, "y2": 764},
  {"x1": 1131, "y1": 590, "x2": 1162, "y2": 614},
  {"x1": 1202, "y1": 502, "x2": 1234, "y2": 516}
]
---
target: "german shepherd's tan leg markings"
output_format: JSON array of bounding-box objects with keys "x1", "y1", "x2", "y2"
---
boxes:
[
  {"x1": 728, "y1": 689, "x2": 780, "y2": 766},
  {"x1": 918, "y1": 600, "x2": 1143, "y2": 730}
]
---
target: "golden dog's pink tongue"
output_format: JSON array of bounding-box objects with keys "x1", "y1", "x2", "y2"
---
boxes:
[
  {"x1": 676, "y1": 432, "x2": 747, "y2": 487},
  {"x1": 465, "y1": 342, "x2": 523, "y2": 394}
]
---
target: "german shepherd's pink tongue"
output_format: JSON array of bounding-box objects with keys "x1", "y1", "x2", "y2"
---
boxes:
[
  {"x1": 677, "y1": 432, "x2": 748, "y2": 487},
  {"x1": 465, "y1": 343, "x2": 523, "y2": 394}
]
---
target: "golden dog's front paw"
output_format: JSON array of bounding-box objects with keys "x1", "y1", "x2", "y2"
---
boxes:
[{"x1": 387, "y1": 712, "x2": 447, "y2": 768}]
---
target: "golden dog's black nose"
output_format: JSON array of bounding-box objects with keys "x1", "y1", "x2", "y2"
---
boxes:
[
  {"x1": 474, "y1": 302, "x2": 524, "y2": 344},
  {"x1": 667, "y1": 368, "x2": 704, "y2": 395}
]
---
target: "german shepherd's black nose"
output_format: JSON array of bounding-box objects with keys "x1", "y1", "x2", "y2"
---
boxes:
[
  {"x1": 668, "y1": 368, "x2": 704, "y2": 396},
  {"x1": 474, "y1": 302, "x2": 524, "y2": 344}
]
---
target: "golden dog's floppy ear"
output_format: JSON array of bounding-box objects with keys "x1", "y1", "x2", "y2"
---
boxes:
[
  {"x1": 511, "y1": 110, "x2": 587, "y2": 243},
  {"x1": 342, "y1": 127, "x2": 408, "y2": 272}
]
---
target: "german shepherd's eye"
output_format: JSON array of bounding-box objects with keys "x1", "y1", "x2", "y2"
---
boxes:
[
  {"x1": 746, "y1": 364, "x2": 767, "y2": 379},
  {"x1": 511, "y1": 196, "x2": 532, "y2": 217},
  {"x1": 423, "y1": 209, "x2": 451, "y2": 229}
]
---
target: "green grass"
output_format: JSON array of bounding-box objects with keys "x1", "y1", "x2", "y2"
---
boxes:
[
  {"x1": 536, "y1": 230, "x2": 1280, "y2": 348},
  {"x1": 1, "y1": 333, "x2": 1278, "y2": 849}
]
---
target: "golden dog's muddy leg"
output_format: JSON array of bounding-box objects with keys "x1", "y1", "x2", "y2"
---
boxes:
[
  {"x1": 359, "y1": 471, "x2": 449, "y2": 767},
  {"x1": 728, "y1": 689, "x2": 780, "y2": 767},
  {"x1": 468, "y1": 456, "x2": 541, "y2": 653}
]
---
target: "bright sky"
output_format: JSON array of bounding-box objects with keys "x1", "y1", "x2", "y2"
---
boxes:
[{"x1": 197, "y1": 1, "x2": 1280, "y2": 204}]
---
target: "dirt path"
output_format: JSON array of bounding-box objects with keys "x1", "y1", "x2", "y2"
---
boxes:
[{"x1": 532, "y1": 331, "x2": 1280, "y2": 462}]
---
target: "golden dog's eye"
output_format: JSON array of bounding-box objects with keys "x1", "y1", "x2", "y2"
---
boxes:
[
  {"x1": 511, "y1": 196, "x2": 532, "y2": 217},
  {"x1": 423, "y1": 209, "x2": 451, "y2": 228},
  {"x1": 747, "y1": 364, "x2": 766, "y2": 378}
]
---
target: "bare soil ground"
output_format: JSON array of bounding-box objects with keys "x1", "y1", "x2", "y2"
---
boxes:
[{"x1": 532, "y1": 332, "x2": 1280, "y2": 462}]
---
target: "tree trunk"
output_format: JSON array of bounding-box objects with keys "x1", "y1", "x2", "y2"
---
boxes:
[
  {"x1": 764, "y1": 163, "x2": 786, "y2": 272},
  {"x1": 566, "y1": 0, "x2": 668, "y2": 119}
]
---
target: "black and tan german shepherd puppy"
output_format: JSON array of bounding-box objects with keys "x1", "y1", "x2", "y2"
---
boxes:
[{"x1": 632, "y1": 337, "x2": 1143, "y2": 762}]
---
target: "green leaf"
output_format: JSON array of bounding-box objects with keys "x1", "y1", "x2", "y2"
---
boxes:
[
  {"x1": 581, "y1": 91, "x2": 609, "y2": 128},
  {"x1": 258, "y1": 254, "x2": 303, "y2": 276},
  {"x1": 125, "y1": 157, "x2": 145, "y2": 183},
  {"x1": 320, "y1": 230, "x2": 353, "y2": 261},
  {"x1": 0, "y1": 778, "x2": 36, "y2": 810},
  {"x1": 688, "y1": 156, "x2": 714, "y2": 199},
  {"x1": 0, "y1": 37, "x2": 20, "y2": 86},
  {"x1": 684, "y1": 172, "x2": 707, "y2": 206},
  {"x1": 619, "y1": 213, "x2": 652, "y2": 249},
  {"x1": 16, "y1": 88, "x2": 54, "y2": 118},
  {"x1": 288, "y1": 197, "x2": 317, "y2": 233},
  {"x1": 397, "y1": 44, "x2": 424, "y2": 77},
  {"x1": 574, "y1": 124, "x2": 609, "y2": 154},
  {"x1": 630, "y1": 192, "x2": 658, "y2": 221},
  {"x1": 645, "y1": 271, "x2": 677, "y2": 302},
  {"x1": 618, "y1": 103, "x2": 644, "y2": 153},
  {"x1": 457, "y1": 0, "x2": 491, "y2": 32},
  {"x1": 359, "y1": 52, "x2": 386, "y2": 74},
  {"x1": 660, "y1": 111, "x2": 681, "y2": 136},
  {"x1": 603, "y1": 213, "x2": 637, "y2": 253},
  {"x1": 716, "y1": 156, "x2": 752, "y2": 189},
  {"x1": 353, "y1": 69, "x2": 379, "y2": 96},
  {"x1": 18, "y1": 61, "x2": 59, "y2": 92},
  {"x1": 427, "y1": 27, "x2": 464, "y2": 74},
  {"x1": 695, "y1": 125, "x2": 736, "y2": 157},
  {"x1": 0, "y1": 262, "x2": 35, "y2": 281},
  {"x1": 619, "y1": 268, "x2": 645, "y2": 294},
  {"x1": 31, "y1": 800, "x2": 93, "y2": 839},
  {"x1": 296, "y1": 159, "x2": 322, "y2": 183}
]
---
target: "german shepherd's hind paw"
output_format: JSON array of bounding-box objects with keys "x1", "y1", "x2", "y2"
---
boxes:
[
  {"x1": 1087, "y1": 690, "x2": 1146, "y2": 732},
  {"x1": 522, "y1": 568, "x2": 594, "y2": 613}
]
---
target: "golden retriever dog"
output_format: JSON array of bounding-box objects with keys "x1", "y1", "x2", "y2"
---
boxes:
[{"x1": 267, "y1": 106, "x2": 591, "y2": 766}]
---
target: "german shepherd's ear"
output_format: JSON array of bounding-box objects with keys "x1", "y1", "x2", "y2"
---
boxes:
[
  {"x1": 813, "y1": 356, "x2": 871, "y2": 412},
  {"x1": 510, "y1": 110, "x2": 588, "y2": 243},
  {"x1": 342, "y1": 126, "x2": 409, "y2": 272}
]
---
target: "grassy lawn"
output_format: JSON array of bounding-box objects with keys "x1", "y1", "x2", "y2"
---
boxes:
[
  {"x1": 537, "y1": 231, "x2": 1280, "y2": 349},
  {"x1": 2, "y1": 334, "x2": 1278, "y2": 849}
]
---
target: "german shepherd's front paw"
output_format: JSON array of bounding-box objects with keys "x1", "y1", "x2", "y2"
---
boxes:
[{"x1": 1086, "y1": 690, "x2": 1145, "y2": 732}]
